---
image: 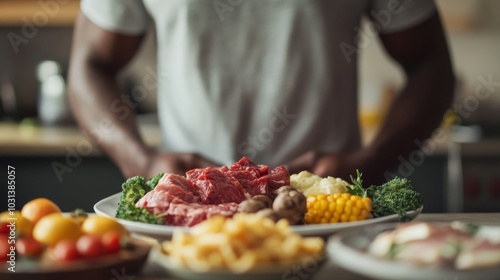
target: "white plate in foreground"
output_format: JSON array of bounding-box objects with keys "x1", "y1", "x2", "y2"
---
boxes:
[
  {"x1": 328, "y1": 223, "x2": 500, "y2": 280},
  {"x1": 94, "y1": 192, "x2": 422, "y2": 239}
]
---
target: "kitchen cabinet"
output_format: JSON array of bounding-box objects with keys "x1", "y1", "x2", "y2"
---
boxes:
[{"x1": 0, "y1": 0, "x2": 80, "y2": 26}]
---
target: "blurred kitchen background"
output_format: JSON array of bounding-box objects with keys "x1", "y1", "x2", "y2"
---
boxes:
[{"x1": 0, "y1": 0, "x2": 499, "y2": 212}]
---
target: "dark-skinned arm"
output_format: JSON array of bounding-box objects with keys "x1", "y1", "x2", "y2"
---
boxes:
[
  {"x1": 288, "y1": 12, "x2": 454, "y2": 185},
  {"x1": 68, "y1": 13, "x2": 215, "y2": 178}
]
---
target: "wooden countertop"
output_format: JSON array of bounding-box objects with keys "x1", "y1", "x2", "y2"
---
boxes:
[
  {"x1": 0, "y1": 123, "x2": 161, "y2": 156},
  {"x1": 1, "y1": 123, "x2": 499, "y2": 157},
  {"x1": 137, "y1": 213, "x2": 499, "y2": 280},
  {"x1": 0, "y1": 0, "x2": 80, "y2": 26}
]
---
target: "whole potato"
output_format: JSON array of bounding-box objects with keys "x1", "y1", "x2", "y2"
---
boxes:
[
  {"x1": 238, "y1": 199, "x2": 267, "y2": 213},
  {"x1": 250, "y1": 195, "x2": 273, "y2": 208},
  {"x1": 274, "y1": 185, "x2": 298, "y2": 196},
  {"x1": 272, "y1": 190, "x2": 306, "y2": 225}
]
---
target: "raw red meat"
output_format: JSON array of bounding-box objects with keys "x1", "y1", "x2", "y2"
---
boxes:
[
  {"x1": 134, "y1": 157, "x2": 291, "y2": 227},
  {"x1": 189, "y1": 168, "x2": 249, "y2": 204},
  {"x1": 267, "y1": 165, "x2": 290, "y2": 192},
  {"x1": 153, "y1": 184, "x2": 199, "y2": 203},
  {"x1": 159, "y1": 173, "x2": 199, "y2": 196},
  {"x1": 135, "y1": 190, "x2": 186, "y2": 215},
  {"x1": 162, "y1": 203, "x2": 238, "y2": 227},
  {"x1": 230, "y1": 157, "x2": 269, "y2": 177}
]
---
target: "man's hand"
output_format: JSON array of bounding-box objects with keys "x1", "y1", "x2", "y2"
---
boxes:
[
  {"x1": 292, "y1": 12, "x2": 454, "y2": 186},
  {"x1": 287, "y1": 150, "x2": 367, "y2": 182},
  {"x1": 287, "y1": 149, "x2": 389, "y2": 185},
  {"x1": 138, "y1": 153, "x2": 219, "y2": 178}
]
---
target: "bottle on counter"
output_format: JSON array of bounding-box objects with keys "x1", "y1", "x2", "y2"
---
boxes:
[{"x1": 37, "y1": 60, "x2": 73, "y2": 126}]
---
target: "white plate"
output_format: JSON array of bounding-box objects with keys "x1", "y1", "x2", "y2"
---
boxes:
[
  {"x1": 328, "y1": 223, "x2": 500, "y2": 280},
  {"x1": 94, "y1": 192, "x2": 422, "y2": 239}
]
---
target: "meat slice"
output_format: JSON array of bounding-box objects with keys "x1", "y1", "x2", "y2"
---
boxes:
[
  {"x1": 153, "y1": 184, "x2": 199, "y2": 203},
  {"x1": 456, "y1": 239, "x2": 500, "y2": 269},
  {"x1": 230, "y1": 157, "x2": 269, "y2": 177},
  {"x1": 222, "y1": 170, "x2": 266, "y2": 196},
  {"x1": 267, "y1": 165, "x2": 290, "y2": 192},
  {"x1": 190, "y1": 168, "x2": 249, "y2": 204},
  {"x1": 153, "y1": 173, "x2": 200, "y2": 203},
  {"x1": 159, "y1": 173, "x2": 199, "y2": 195},
  {"x1": 163, "y1": 202, "x2": 239, "y2": 227},
  {"x1": 135, "y1": 190, "x2": 186, "y2": 215},
  {"x1": 186, "y1": 168, "x2": 203, "y2": 182}
]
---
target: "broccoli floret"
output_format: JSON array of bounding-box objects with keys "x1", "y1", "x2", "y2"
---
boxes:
[
  {"x1": 146, "y1": 172, "x2": 164, "y2": 190},
  {"x1": 371, "y1": 177, "x2": 423, "y2": 220},
  {"x1": 115, "y1": 173, "x2": 164, "y2": 224}
]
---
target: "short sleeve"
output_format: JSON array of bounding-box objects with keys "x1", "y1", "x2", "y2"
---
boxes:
[
  {"x1": 81, "y1": 0, "x2": 149, "y2": 35},
  {"x1": 369, "y1": 0, "x2": 436, "y2": 33}
]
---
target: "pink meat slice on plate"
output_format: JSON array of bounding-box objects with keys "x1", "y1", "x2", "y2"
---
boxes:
[
  {"x1": 159, "y1": 173, "x2": 199, "y2": 196},
  {"x1": 230, "y1": 156, "x2": 269, "y2": 177},
  {"x1": 223, "y1": 170, "x2": 268, "y2": 196},
  {"x1": 163, "y1": 202, "x2": 239, "y2": 227},
  {"x1": 135, "y1": 190, "x2": 186, "y2": 215},
  {"x1": 267, "y1": 165, "x2": 290, "y2": 192},
  {"x1": 189, "y1": 168, "x2": 249, "y2": 204}
]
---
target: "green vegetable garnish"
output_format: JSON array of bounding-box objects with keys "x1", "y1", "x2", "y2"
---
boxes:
[
  {"x1": 115, "y1": 173, "x2": 164, "y2": 224},
  {"x1": 371, "y1": 177, "x2": 423, "y2": 220}
]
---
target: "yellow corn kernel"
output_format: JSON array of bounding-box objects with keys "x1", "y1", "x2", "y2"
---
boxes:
[
  {"x1": 356, "y1": 200, "x2": 364, "y2": 210},
  {"x1": 330, "y1": 216, "x2": 339, "y2": 223},
  {"x1": 350, "y1": 195, "x2": 360, "y2": 202},
  {"x1": 328, "y1": 202, "x2": 336, "y2": 212},
  {"x1": 335, "y1": 204, "x2": 344, "y2": 214},
  {"x1": 337, "y1": 198, "x2": 346, "y2": 207},
  {"x1": 320, "y1": 199, "x2": 328, "y2": 211},
  {"x1": 344, "y1": 205, "x2": 352, "y2": 215},
  {"x1": 345, "y1": 200, "x2": 354, "y2": 208},
  {"x1": 362, "y1": 197, "x2": 372, "y2": 210},
  {"x1": 305, "y1": 194, "x2": 372, "y2": 225},
  {"x1": 324, "y1": 211, "x2": 332, "y2": 219},
  {"x1": 349, "y1": 216, "x2": 359, "y2": 222},
  {"x1": 340, "y1": 214, "x2": 348, "y2": 222}
]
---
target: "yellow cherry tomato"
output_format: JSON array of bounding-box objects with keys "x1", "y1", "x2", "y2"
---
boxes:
[
  {"x1": 0, "y1": 211, "x2": 34, "y2": 238},
  {"x1": 81, "y1": 216, "x2": 126, "y2": 237},
  {"x1": 33, "y1": 213, "x2": 82, "y2": 247},
  {"x1": 21, "y1": 198, "x2": 61, "y2": 225}
]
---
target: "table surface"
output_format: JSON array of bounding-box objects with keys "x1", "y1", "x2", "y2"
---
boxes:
[{"x1": 136, "y1": 213, "x2": 500, "y2": 280}]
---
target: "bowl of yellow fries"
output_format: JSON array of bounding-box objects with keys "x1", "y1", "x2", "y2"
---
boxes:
[{"x1": 154, "y1": 214, "x2": 325, "y2": 280}]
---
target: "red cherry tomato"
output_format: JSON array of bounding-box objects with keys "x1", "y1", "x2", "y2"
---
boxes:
[
  {"x1": 17, "y1": 237, "x2": 43, "y2": 257},
  {"x1": 101, "y1": 231, "x2": 122, "y2": 254},
  {"x1": 0, "y1": 222, "x2": 10, "y2": 235},
  {"x1": 52, "y1": 239, "x2": 80, "y2": 262},
  {"x1": 77, "y1": 235, "x2": 106, "y2": 258},
  {"x1": 0, "y1": 236, "x2": 12, "y2": 261}
]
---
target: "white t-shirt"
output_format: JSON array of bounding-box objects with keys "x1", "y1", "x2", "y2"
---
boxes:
[{"x1": 81, "y1": 0, "x2": 435, "y2": 167}]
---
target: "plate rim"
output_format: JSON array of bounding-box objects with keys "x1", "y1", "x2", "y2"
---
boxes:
[{"x1": 94, "y1": 192, "x2": 422, "y2": 237}]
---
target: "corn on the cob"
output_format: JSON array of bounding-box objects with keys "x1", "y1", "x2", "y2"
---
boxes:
[{"x1": 305, "y1": 193, "x2": 372, "y2": 224}]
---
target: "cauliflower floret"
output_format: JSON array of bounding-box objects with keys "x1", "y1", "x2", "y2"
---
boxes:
[
  {"x1": 319, "y1": 177, "x2": 348, "y2": 194},
  {"x1": 290, "y1": 171, "x2": 321, "y2": 193},
  {"x1": 291, "y1": 171, "x2": 347, "y2": 196}
]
